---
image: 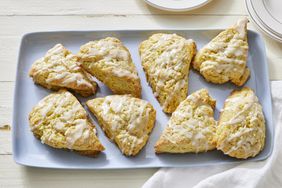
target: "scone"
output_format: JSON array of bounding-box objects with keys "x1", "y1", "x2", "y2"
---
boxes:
[
  {"x1": 193, "y1": 18, "x2": 249, "y2": 86},
  {"x1": 29, "y1": 44, "x2": 97, "y2": 97},
  {"x1": 139, "y1": 33, "x2": 196, "y2": 113},
  {"x1": 216, "y1": 87, "x2": 265, "y2": 159},
  {"x1": 78, "y1": 37, "x2": 141, "y2": 98},
  {"x1": 155, "y1": 89, "x2": 217, "y2": 153},
  {"x1": 29, "y1": 90, "x2": 105, "y2": 156},
  {"x1": 86, "y1": 95, "x2": 156, "y2": 156}
]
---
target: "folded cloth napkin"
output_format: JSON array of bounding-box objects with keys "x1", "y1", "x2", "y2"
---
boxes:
[{"x1": 143, "y1": 81, "x2": 282, "y2": 188}]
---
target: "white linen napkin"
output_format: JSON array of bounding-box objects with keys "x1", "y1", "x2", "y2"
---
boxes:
[{"x1": 143, "y1": 81, "x2": 282, "y2": 188}]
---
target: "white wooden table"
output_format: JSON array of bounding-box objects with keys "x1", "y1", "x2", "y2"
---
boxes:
[{"x1": 0, "y1": 0, "x2": 281, "y2": 187}]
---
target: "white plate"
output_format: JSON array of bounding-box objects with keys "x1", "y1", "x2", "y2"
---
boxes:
[
  {"x1": 13, "y1": 30, "x2": 273, "y2": 169},
  {"x1": 143, "y1": 0, "x2": 212, "y2": 12},
  {"x1": 251, "y1": 0, "x2": 282, "y2": 37},
  {"x1": 246, "y1": 0, "x2": 282, "y2": 42}
]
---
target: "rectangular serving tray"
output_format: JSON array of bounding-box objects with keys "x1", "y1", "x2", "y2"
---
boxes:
[{"x1": 13, "y1": 30, "x2": 273, "y2": 169}]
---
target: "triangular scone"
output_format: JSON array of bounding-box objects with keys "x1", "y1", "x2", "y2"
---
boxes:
[
  {"x1": 139, "y1": 33, "x2": 196, "y2": 113},
  {"x1": 78, "y1": 37, "x2": 141, "y2": 98},
  {"x1": 193, "y1": 18, "x2": 249, "y2": 86},
  {"x1": 29, "y1": 44, "x2": 97, "y2": 97},
  {"x1": 86, "y1": 95, "x2": 156, "y2": 156},
  {"x1": 29, "y1": 90, "x2": 105, "y2": 156},
  {"x1": 155, "y1": 89, "x2": 217, "y2": 153},
  {"x1": 216, "y1": 87, "x2": 265, "y2": 159}
]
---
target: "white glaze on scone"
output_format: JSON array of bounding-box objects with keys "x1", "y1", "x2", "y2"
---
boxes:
[
  {"x1": 78, "y1": 37, "x2": 141, "y2": 98},
  {"x1": 86, "y1": 95, "x2": 156, "y2": 156},
  {"x1": 139, "y1": 33, "x2": 196, "y2": 113},
  {"x1": 216, "y1": 87, "x2": 265, "y2": 159},
  {"x1": 193, "y1": 18, "x2": 250, "y2": 86},
  {"x1": 29, "y1": 90, "x2": 104, "y2": 155},
  {"x1": 29, "y1": 44, "x2": 97, "y2": 96},
  {"x1": 155, "y1": 89, "x2": 217, "y2": 153}
]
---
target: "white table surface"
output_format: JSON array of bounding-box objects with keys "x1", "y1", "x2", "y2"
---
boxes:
[{"x1": 0, "y1": 0, "x2": 282, "y2": 187}]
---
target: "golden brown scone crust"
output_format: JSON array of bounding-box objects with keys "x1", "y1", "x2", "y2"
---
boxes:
[
  {"x1": 86, "y1": 95, "x2": 156, "y2": 156},
  {"x1": 139, "y1": 33, "x2": 196, "y2": 113},
  {"x1": 155, "y1": 89, "x2": 217, "y2": 153},
  {"x1": 216, "y1": 87, "x2": 265, "y2": 159},
  {"x1": 29, "y1": 44, "x2": 97, "y2": 97},
  {"x1": 29, "y1": 90, "x2": 104, "y2": 156},
  {"x1": 78, "y1": 37, "x2": 141, "y2": 98},
  {"x1": 192, "y1": 18, "x2": 250, "y2": 86}
]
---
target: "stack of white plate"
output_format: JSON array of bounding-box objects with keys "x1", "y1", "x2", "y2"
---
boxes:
[{"x1": 246, "y1": 0, "x2": 282, "y2": 42}]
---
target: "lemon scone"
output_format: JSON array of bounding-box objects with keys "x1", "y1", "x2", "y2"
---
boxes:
[
  {"x1": 86, "y1": 95, "x2": 156, "y2": 156},
  {"x1": 29, "y1": 44, "x2": 97, "y2": 97},
  {"x1": 78, "y1": 37, "x2": 141, "y2": 98},
  {"x1": 139, "y1": 33, "x2": 196, "y2": 113},
  {"x1": 192, "y1": 18, "x2": 250, "y2": 86},
  {"x1": 155, "y1": 89, "x2": 217, "y2": 153},
  {"x1": 29, "y1": 90, "x2": 105, "y2": 156},
  {"x1": 216, "y1": 87, "x2": 265, "y2": 159}
]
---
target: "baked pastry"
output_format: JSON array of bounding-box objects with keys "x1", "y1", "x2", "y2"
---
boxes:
[
  {"x1": 86, "y1": 95, "x2": 156, "y2": 156},
  {"x1": 78, "y1": 37, "x2": 141, "y2": 98},
  {"x1": 155, "y1": 89, "x2": 217, "y2": 153},
  {"x1": 139, "y1": 33, "x2": 196, "y2": 113},
  {"x1": 29, "y1": 44, "x2": 97, "y2": 97},
  {"x1": 29, "y1": 90, "x2": 105, "y2": 156},
  {"x1": 192, "y1": 18, "x2": 249, "y2": 86},
  {"x1": 216, "y1": 87, "x2": 265, "y2": 159}
]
